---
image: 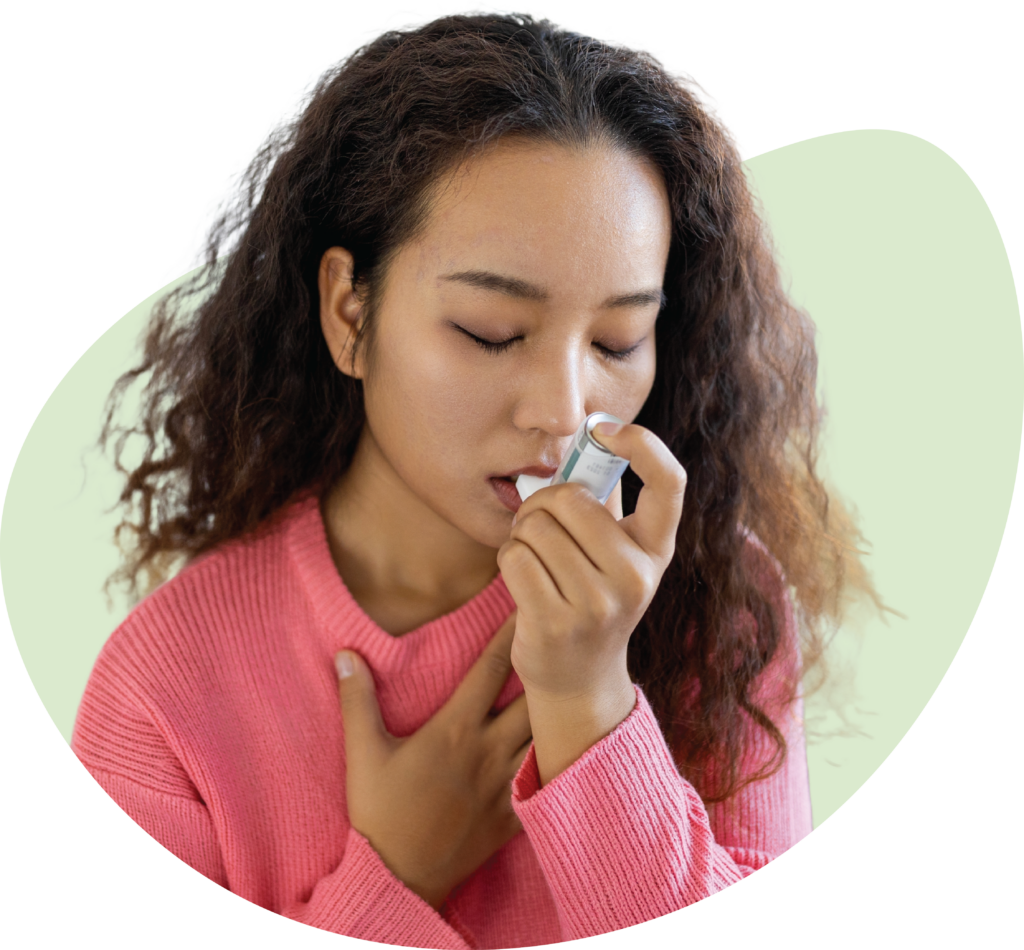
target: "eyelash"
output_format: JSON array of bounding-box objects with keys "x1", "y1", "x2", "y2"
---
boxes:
[{"x1": 459, "y1": 329, "x2": 641, "y2": 362}]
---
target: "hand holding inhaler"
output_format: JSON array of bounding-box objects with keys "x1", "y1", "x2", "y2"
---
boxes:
[
  {"x1": 497, "y1": 413, "x2": 688, "y2": 786},
  {"x1": 515, "y1": 412, "x2": 631, "y2": 507}
]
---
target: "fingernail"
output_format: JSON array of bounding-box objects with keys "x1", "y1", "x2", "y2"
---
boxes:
[
  {"x1": 594, "y1": 422, "x2": 623, "y2": 436},
  {"x1": 335, "y1": 652, "x2": 354, "y2": 679},
  {"x1": 511, "y1": 513, "x2": 518, "y2": 526}
]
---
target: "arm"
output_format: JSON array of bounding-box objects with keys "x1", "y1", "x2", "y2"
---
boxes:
[
  {"x1": 509, "y1": 544, "x2": 811, "y2": 940},
  {"x1": 71, "y1": 636, "x2": 471, "y2": 950},
  {"x1": 511, "y1": 687, "x2": 809, "y2": 940},
  {"x1": 79, "y1": 765, "x2": 469, "y2": 947}
]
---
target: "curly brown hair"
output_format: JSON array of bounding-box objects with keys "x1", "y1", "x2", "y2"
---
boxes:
[{"x1": 102, "y1": 12, "x2": 879, "y2": 802}]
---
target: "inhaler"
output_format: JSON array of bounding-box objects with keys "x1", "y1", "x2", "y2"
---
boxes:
[{"x1": 516, "y1": 412, "x2": 629, "y2": 506}]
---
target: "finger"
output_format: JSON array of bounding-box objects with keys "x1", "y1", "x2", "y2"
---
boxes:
[
  {"x1": 444, "y1": 610, "x2": 519, "y2": 720},
  {"x1": 486, "y1": 692, "x2": 532, "y2": 754},
  {"x1": 335, "y1": 651, "x2": 392, "y2": 767},
  {"x1": 506, "y1": 504, "x2": 608, "y2": 607},
  {"x1": 493, "y1": 511, "x2": 569, "y2": 614},
  {"x1": 590, "y1": 422, "x2": 686, "y2": 561},
  {"x1": 509, "y1": 470, "x2": 630, "y2": 581}
]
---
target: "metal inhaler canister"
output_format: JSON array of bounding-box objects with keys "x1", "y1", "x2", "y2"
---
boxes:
[{"x1": 516, "y1": 412, "x2": 630, "y2": 504}]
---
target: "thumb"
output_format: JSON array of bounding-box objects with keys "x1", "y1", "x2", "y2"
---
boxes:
[{"x1": 335, "y1": 651, "x2": 391, "y2": 763}]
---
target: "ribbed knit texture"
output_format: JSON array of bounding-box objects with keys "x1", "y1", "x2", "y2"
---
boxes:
[{"x1": 72, "y1": 494, "x2": 812, "y2": 948}]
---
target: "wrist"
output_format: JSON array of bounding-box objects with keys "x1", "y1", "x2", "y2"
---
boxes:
[
  {"x1": 360, "y1": 829, "x2": 451, "y2": 910},
  {"x1": 524, "y1": 674, "x2": 636, "y2": 787}
]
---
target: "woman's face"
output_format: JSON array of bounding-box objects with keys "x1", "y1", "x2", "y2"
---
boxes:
[{"x1": 330, "y1": 138, "x2": 672, "y2": 551}]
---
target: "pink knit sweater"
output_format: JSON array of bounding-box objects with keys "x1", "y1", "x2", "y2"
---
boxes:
[{"x1": 72, "y1": 494, "x2": 812, "y2": 947}]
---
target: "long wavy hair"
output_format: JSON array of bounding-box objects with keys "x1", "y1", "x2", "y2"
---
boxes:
[{"x1": 102, "y1": 12, "x2": 880, "y2": 802}]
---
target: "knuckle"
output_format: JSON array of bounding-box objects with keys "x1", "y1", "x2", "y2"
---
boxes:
[
  {"x1": 636, "y1": 427, "x2": 666, "y2": 463},
  {"x1": 622, "y1": 552, "x2": 647, "y2": 589},
  {"x1": 511, "y1": 509, "x2": 541, "y2": 539},
  {"x1": 623, "y1": 559, "x2": 651, "y2": 600},
  {"x1": 562, "y1": 482, "x2": 597, "y2": 512},
  {"x1": 640, "y1": 574, "x2": 658, "y2": 605},
  {"x1": 504, "y1": 541, "x2": 531, "y2": 567},
  {"x1": 588, "y1": 588, "x2": 617, "y2": 625},
  {"x1": 674, "y1": 463, "x2": 688, "y2": 494}
]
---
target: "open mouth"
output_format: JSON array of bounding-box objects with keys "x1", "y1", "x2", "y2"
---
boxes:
[{"x1": 489, "y1": 475, "x2": 524, "y2": 513}]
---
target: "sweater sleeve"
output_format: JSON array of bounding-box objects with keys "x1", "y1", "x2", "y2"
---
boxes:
[
  {"x1": 510, "y1": 687, "x2": 810, "y2": 938},
  {"x1": 72, "y1": 647, "x2": 470, "y2": 950},
  {"x1": 509, "y1": 546, "x2": 812, "y2": 940}
]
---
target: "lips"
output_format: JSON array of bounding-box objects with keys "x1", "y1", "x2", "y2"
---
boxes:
[
  {"x1": 490, "y1": 476, "x2": 525, "y2": 513},
  {"x1": 494, "y1": 465, "x2": 558, "y2": 482}
]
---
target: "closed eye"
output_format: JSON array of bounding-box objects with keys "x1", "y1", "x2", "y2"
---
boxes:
[{"x1": 453, "y1": 324, "x2": 642, "y2": 362}]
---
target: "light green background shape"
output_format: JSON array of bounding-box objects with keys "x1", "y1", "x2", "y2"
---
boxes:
[{"x1": 2, "y1": 131, "x2": 1021, "y2": 827}]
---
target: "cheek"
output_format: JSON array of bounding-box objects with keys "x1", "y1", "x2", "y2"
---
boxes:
[
  {"x1": 365, "y1": 334, "x2": 504, "y2": 466},
  {"x1": 635, "y1": 349, "x2": 658, "y2": 407},
  {"x1": 427, "y1": 352, "x2": 497, "y2": 409},
  {"x1": 409, "y1": 347, "x2": 506, "y2": 432},
  {"x1": 598, "y1": 350, "x2": 658, "y2": 417},
  {"x1": 614, "y1": 346, "x2": 655, "y2": 407}
]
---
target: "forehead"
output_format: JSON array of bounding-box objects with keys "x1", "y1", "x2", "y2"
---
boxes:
[{"x1": 404, "y1": 138, "x2": 672, "y2": 295}]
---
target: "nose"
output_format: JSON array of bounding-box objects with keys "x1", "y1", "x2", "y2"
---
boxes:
[{"x1": 511, "y1": 342, "x2": 587, "y2": 439}]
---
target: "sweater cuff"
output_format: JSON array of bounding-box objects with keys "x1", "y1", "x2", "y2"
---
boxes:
[
  {"x1": 510, "y1": 685, "x2": 740, "y2": 938},
  {"x1": 510, "y1": 684, "x2": 656, "y2": 805},
  {"x1": 297, "y1": 826, "x2": 469, "y2": 948}
]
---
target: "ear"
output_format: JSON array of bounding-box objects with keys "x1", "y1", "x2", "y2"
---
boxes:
[{"x1": 319, "y1": 247, "x2": 366, "y2": 379}]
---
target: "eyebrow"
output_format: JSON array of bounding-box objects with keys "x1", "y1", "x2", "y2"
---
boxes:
[{"x1": 440, "y1": 270, "x2": 666, "y2": 310}]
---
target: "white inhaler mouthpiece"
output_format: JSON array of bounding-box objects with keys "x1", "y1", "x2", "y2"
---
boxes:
[{"x1": 516, "y1": 412, "x2": 630, "y2": 505}]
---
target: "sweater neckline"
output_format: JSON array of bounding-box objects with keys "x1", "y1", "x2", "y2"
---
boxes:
[{"x1": 285, "y1": 493, "x2": 516, "y2": 672}]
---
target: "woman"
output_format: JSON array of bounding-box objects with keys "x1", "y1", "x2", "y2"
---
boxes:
[{"x1": 74, "y1": 12, "x2": 876, "y2": 947}]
